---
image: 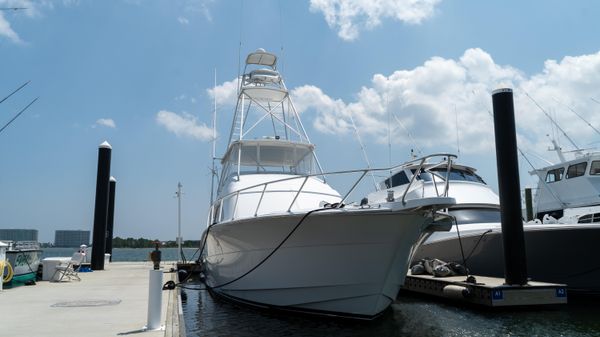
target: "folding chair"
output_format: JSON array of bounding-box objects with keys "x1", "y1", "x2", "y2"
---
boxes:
[{"x1": 52, "y1": 252, "x2": 85, "y2": 282}]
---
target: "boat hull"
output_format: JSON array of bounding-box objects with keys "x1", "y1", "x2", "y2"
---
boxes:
[
  {"x1": 204, "y1": 208, "x2": 435, "y2": 318},
  {"x1": 5, "y1": 249, "x2": 41, "y2": 283},
  {"x1": 413, "y1": 223, "x2": 600, "y2": 293}
]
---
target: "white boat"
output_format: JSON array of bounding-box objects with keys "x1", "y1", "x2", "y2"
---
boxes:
[
  {"x1": 2, "y1": 241, "x2": 41, "y2": 285},
  {"x1": 200, "y1": 49, "x2": 456, "y2": 319},
  {"x1": 374, "y1": 160, "x2": 600, "y2": 293},
  {"x1": 531, "y1": 144, "x2": 600, "y2": 221}
]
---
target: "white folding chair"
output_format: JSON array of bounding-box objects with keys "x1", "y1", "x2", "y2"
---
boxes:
[{"x1": 52, "y1": 252, "x2": 85, "y2": 282}]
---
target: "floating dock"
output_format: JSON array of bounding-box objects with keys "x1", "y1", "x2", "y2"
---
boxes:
[
  {"x1": 0, "y1": 262, "x2": 185, "y2": 337},
  {"x1": 403, "y1": 273, "x2": 567, "y2": 306}
]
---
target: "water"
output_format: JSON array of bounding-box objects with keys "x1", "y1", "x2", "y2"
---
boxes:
[
  {"x1": 41, "y1": 247, "x2": 201, "y2": 262},
  {"x1": 181, "y1": 286, "x2": 600, "y2": 337}
]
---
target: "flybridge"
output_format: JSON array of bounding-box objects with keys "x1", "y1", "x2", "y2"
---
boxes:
[{"x1": 218, "y1": 48, "x2": 325, "y2": 193}]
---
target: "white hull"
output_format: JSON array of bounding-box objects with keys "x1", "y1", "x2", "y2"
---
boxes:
[
  {"x1": 204, "y1": 207, "x2": 439, "y2": 318},
  {"x1": 6, "y1": 249, "x2": 41, "y2": 278},
  {"x1": 414, "y1": 222, "x2": 600, "y2": 293}
]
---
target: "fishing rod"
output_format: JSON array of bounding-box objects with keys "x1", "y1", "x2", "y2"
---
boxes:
[
  {"x1": 524, "y1": 91, "x2": 579, "y2": 150},
  {"x1": 347, "y1": 111, "x2": 378, "y2": 190},
  {"x1": 0, "y1": 81, "x2": 30, "y2": 105},
  {"x1": 391, "y1": 111, "x2": 422, "y2": 156},
  {"x1": 0, "y1": 97, "x2": 38, "y2": 135},
  {"x1": 552, "y1": 97, "x2": 600, "y2": 137}
]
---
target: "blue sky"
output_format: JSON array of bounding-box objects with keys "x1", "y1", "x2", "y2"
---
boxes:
[{"x1": 2, "y1": 0, "x2": 600, "y2": 242}]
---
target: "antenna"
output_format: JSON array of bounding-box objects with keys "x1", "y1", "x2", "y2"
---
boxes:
[
  {"x1": 175, "y1": 182, "x2": 184, "y2": 262},
  {"x1": 524, "y1": 91, "x2": 579, "y2": 150},
  {"x1": 553, "y1": 97, "x2": 600, "y2": 138},
  {"x1": 278, "y1": 0, "x2": 285, "y2": 75},
  {"x1": 454, "y1": 104, "x2": 460, "y2": 156},
  {"x1": 210, "y1": 68, "x2": 218, "y2": 204},
  {"x1": 391, "y1": 111, "x2": 422, "y2": 156},
  {"x1": 0, "y1": 81, "x2": 30, "y2": 105},
  {"x1": 236, "y1": 0, "x2": 244, "y2": 96},
  {"x1": 0, "y1": 7, "x2": 27, "y2": 11},
  {"x1": 347, "y1": 112, "x2": 378, "y2": 190},
  {"x1": 386, "y1": 93, "x2": 391, "y2": 167},
  {"x1": 0, "y1": 97, "x2": 38, "y2": 135}
]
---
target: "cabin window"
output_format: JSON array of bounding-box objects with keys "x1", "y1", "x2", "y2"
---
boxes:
[
  {"x1": 590, "y1": 161, "x2": 600, "y2": 175},
  {"x1": 545, "y1": 168, "x2": 564, "y2": 183},
  {"x1": 411, "y1": 168, "x2": 485, "y2": 184},
  {"x1": 384, "y1": 171, "x2": 410, "y2": 188},
  {"x1": 578, "y1": 213, "x2": 600, "y2": 223},
  {"x1": 566, "y1": 162, "x2": 587, "y2": 179}
]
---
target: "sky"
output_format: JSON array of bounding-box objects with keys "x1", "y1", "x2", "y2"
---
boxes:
[{"x1": 2, "y1": 0, "x2": 600, "y2": 242}]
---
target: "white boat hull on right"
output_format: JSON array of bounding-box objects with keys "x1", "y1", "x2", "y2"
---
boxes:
[
  {"x1": 203, "y1": 203, "x2": 451, "y2": 318},
  {"x1": 413, "y1": 222, "x2": 600, "y2": 293}
]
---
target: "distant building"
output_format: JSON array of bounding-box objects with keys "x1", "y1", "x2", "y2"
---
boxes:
[
  {"x1": 54, "y1": 230, "x2": 90, "y2": 247},
  {"x1": 0, "y1": 229, "x2": 38, "y2": 242}
]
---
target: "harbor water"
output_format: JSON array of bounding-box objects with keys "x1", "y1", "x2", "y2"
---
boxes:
[
  {"x1": 181, "y1": 282, "x2": 600, "y2": 337},
  {"x1": 41, "y1": 247, "x2": 200, "y2": 262}
]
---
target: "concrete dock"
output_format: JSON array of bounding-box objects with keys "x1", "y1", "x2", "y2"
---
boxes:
[{"x1": 0, "y1": 262, "x2": 183, "y2": 337}]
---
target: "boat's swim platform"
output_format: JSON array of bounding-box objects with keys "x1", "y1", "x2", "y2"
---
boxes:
[{"x1": 403, "y1": 273, "x2": 568, "y2": 307}]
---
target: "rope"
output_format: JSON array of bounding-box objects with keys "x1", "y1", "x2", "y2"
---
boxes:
[
  {"x1": 175, "y1": 207, "x2": 329, "y2": 290},
  {"x1": 1, "y1": 260, "x2": 14, "y2": 283}
]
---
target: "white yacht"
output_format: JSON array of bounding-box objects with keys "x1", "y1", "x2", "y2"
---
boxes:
[
  {"x1": 375, "y1": 161, "x2": 600, "y2": 293},
  {"x1": 531, "y1": 146, "x2": 600, "y2": 221},
  {"x1": 200, "y1": 49, "x2": 456, "y2": 319}
]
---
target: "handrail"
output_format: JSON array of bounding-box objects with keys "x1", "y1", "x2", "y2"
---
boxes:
[
  {"x1": 287, "y1": 176, "x2": 310, "y2": 212},
  {"x1": 254, "y1": 184, "x2": 268, "y2": 216},
  {"x1": 339, "y1": 170, "x2": 368, "y2": 206},
  {"x1": 211, "y1": 153, "x2": 457, "y2": 222},
  {"x1": 401, "y1": 157, "x2": 427, "y2": 205},
  {"x1": 400, "y1": 155, "x2": 457, "y2": 205}
]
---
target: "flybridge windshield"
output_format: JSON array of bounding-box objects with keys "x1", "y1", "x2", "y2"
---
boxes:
[
  {"x1": 221, "y1": 141, "x2": 317, "y2": 178},
  {"x1": 412, "y1": 168, "x2": 485, "y2": 184}
]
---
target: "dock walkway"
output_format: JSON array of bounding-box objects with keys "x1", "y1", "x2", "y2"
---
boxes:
[{"x1": 0, "y1": 262, "x2": 181, "y2": 337}]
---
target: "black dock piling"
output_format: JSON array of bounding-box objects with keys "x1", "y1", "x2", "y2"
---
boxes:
[
  {"x1": 491, "y1": 88, "x2": 528, "y2": 285},
  {"x1": 91, "y1": 141, "x2": 112, "y2": 270},
  {"x1": 525, "y1": 188, "x2": 534, "y2": 221},
  {"x1": 106, "y1": 176, "x2": 116, "y2": 263}
]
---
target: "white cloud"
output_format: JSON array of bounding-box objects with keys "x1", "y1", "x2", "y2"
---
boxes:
[
  {"x1": 206, "y1": 77, "x2": 239, "y2": 106},
  {"x1": 183, "y1": 0, "x2": 214, "y2": 22},
  {"x1": 309, "y1": 0, "x2": 441, "y2": 41},
  {"x1": 0, "y1": 12, "x2": 22, "y2": 43},
  {"x1": 95, "y1": 118, "x2": 116, "y2": 128},
  {"x1": 156, "y1": 110, "x2": 213, "y2": 141},
  {"x1": 292, "y1": 48, "x2": 600, "y2": 159},
  {"x1": 0, "y1": 0, "x2": 77, "y2": 43},
  {"x1": 177, "y1": 16, "x2": 189, "y2": 25}
]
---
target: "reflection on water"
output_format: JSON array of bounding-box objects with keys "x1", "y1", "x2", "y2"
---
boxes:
[{"x1": 182, "y1": 285, "x2": 600, "y2": 337}]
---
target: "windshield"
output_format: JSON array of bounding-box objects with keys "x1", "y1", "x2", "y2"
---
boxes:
[
  {"x1": 412, "y1": 168, "x2": 486, "y2": 184},
  {"x1": 449, "y1": 208, "x2": 501, "y2": 225}
]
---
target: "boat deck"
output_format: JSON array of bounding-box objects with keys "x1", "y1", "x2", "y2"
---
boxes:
[
  {"x1": 0, "y1": 261, "x2": 183, "y2": 337},
  {"x1": 403, "y1": 273, "x2": 568, "y2": 306}
]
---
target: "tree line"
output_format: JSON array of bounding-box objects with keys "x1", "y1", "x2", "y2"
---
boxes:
[{"x1": 112, "y1": 237, "x2": 202, "y2": 248}]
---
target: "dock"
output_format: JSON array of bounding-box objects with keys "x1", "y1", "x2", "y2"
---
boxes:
[
  {"x1": 0, "y1": 262, "x2": 185, "y2": 337},
  {"x1": 403, "y1": 273, "x2": 568, "y2": 306}
]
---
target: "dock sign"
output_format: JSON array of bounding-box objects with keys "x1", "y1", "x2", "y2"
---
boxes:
[{"x1": 492, "y1": 289, "x2": 503, "y2": 300}]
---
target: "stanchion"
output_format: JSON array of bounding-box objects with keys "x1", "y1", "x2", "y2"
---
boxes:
[{"x1": 146, "y1": 269, "x2": 164, "y2": 331}]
